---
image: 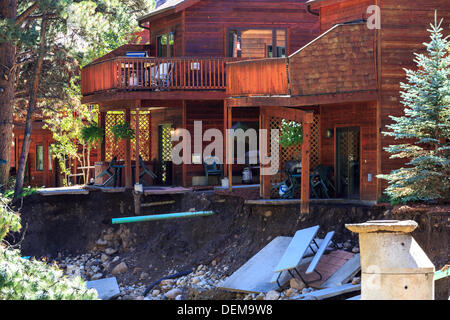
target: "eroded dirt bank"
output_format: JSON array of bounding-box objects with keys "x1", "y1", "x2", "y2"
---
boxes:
[{"x1": 9, "y1": 191, "x2": 449, "y2": 299}]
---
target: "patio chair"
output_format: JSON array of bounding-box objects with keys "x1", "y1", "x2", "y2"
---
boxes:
[
  {"x1": 273, "y1": 160, "x2": 301, "y2": 199},
  {"x1": 203, "y1": 156, "x2": 223, "y2": 185},
  {"x1": 310, "y1": 165, "x2": 335, "y2": 199},
  {"x1": 95, "y1": 157, "x2": 118, "y2": 187},
  {"x1": 272, "y1": 226, "x2": 336, "y2": 288},
  {"x1": 155, "y1": 62, "x2": 174, "y2": 88},
  {"x1": 135, "y1": 156, "x2": 157, "y2": 186}
]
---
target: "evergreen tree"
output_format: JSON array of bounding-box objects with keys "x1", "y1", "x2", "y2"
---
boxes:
[{"x1": 378, "y1": 16, "x2": 450, "y2": 203}]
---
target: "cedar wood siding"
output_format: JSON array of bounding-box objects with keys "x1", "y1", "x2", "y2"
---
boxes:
[
  {"x1": 183, "y1": 0, "x2": 319, "y2": 57},
  {"x1": 145, "y1": 0, "x2": 320, "y2": 57},
  {"x1": 288, "y1": 23, "x2": 377, "y2": 96}
]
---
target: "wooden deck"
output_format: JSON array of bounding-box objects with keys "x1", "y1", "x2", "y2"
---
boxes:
[
  {"x1": 81, "y1": 56, "x2": 238, "y2": 97},
  {"x1": 244, "y1": 199, "x2": 377, "y2": 206}
]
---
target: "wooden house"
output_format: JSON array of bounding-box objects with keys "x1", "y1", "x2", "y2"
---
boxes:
[
  {"x1": 80, "y1": 0, "x2": 320, "y2": 188},
  {"x1": 81, "y1": 0, "x2": 449, "y2": 213},
  {"x1": 226, "y1": 0, "x2": 450, "y2": 211},
  {"x1": 11, "y1": 118, "x2": 98, "y2": 188}
]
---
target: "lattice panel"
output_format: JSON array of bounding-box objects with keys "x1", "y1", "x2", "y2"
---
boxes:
[
  {"x1": 269, "y1": 112, "x2": 320, "y2": 199},
  {"x1": 105, "y1": 113, "x2": 126, "y2": 161},
  {"x1": 131, "y1": 112, "x2": 151, "y2": 161},
  {"x1": 105, "y1": 112, "x2": 151, "y2": 161}
]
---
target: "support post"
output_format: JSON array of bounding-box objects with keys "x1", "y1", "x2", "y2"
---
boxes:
[
  {"x1": 223, "y1": 101, "x2": 228, "y2": 178},
  {"x1": 125, "y1": 108, "x2": 132, "y2": 188},
  {"x1": 135, "y1": 102, "x2": 140, "y2": 186},
  {"x1": 99, "y1": 111, "x2": 106, "y2": 162},
  {"x1": 227, "y1": 103, "x2": 233, "y2": 191},
  {"x1": 300, "y1": 116, "x2": 312, "y2": 214},
  {"x1": 182, "y1": 100, "x2": 187, "y2": 187}
]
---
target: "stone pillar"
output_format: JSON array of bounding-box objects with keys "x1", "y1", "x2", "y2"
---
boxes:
[{"x1": 346, "y1": 220, "x2": 435, "y2": 300}]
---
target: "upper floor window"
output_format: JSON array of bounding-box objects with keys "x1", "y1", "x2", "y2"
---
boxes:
[
  {"x1": 228, "y1": 28, "x2": 287, "y2": 58},
  {"x1": 156, "y1": 32, "x2": 175, "y2": 57}
]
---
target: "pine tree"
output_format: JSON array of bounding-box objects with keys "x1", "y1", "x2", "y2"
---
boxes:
[{"x1": 378, "y1": 16, "x2": 450, "y2": 203}]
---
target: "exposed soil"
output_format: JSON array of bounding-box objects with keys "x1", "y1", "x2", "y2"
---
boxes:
[{"x1": 8, "y1": 190, "x2": 449, "y2": 299}]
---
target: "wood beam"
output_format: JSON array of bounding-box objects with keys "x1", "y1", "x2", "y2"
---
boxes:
[
  {"x1": 125, "y1": 108, "x2": 132, "y2": 188},
  {"x1": 182, "y1": 101, "x2": 187, "y2": 187},
  {"x1": 135, "y1": 101, "x2": 141, "y2": 186},
  {"x1": 99, "y1": 111, "x2": 106, "y2": 162},
  {"x1": 223, "y1": 100, "x2": 228, "y2": 177},
  {"x1": 227, "y1": 90, "x2": 378, "y2": 108},
  {"x1": 301, "y1": 122, "x2": 311, "y2": 214},
  {"x1": 227, "y1": 103, "x2": 233, "y2": 191}
]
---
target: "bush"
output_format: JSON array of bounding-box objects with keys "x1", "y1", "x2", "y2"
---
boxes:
[{"x1": 0, "y1": 196, "x2": 97, "y2": 300}]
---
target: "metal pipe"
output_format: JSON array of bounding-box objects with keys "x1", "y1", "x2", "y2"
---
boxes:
[{"x1": 112, "y1": 211, "x2": 215, "y2": 224}]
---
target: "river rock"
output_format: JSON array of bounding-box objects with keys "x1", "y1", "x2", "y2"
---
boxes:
[
  {"x1": 111, "y1": 262, "x2": 128, "y2": 275},
  {"x1": 165, "y1": 288, "x2": 182, "y2": 299},
  {"x1": 265, "y1": 290, "x2": 280, "y2": 300}
]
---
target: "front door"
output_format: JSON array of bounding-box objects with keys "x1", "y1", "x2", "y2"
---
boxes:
[
  {"x1": 158, "y1": 124, "x2": 173, "y2": 185},
  {"x1": 336, "y1": 127, "x2": 360, "y2": 199}
]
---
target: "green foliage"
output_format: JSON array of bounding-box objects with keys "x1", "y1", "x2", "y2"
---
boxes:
[
  {"x1": 377, "y1": 17, "x2": 450, "y2": 203},
  {"x1": 0, "y1": 195, "x2": 97, "y2": 300},
  {"x1": 0, "y1": 198, "x2": 21, "y2": 241},
  {"x1": 279, "y1": 119, "x2": 303, "y2": 148},
  {"x1": 0, "y1": 247, "x2": 98, "y2": 300},
  {"x1": 3, "y1": 187, "x2": 38, "y2": 200},
  {"x1": 81, "y1": 122, "x2": 104, "y2": 147},
  {"x1": 111, "y1": 122, "x2": 135, "y2": 141}
]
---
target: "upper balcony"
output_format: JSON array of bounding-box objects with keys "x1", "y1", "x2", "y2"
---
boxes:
[
  {"x1": 227, "y1": 22, "x2": 378, "y2": 107},
  {"x1": 81, "y1": 56, "x2": 239, "y2": 104}
]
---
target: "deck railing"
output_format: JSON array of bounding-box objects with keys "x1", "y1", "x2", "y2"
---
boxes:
[
  {"x1": 226, "y1": 58, "x2": 289, "y2": 96},
  {"x1": 81, "y1": 57, "x2": 239, "y2": 96}
]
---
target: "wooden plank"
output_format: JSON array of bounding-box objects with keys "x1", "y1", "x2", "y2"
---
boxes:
[
  {"x1": 306, "y1": 231, "x2": 335, "y2": 274},
  {"x1": 293, "y1": 283, "x2": 361, "y2": 300},
  {"x1": 346, "y1": 294, "x2": 361, "y2": 300},
  {"x1": 300, "y1": 122, "x2": 311, "y2": 214},
  {"x1": 38, "y1": 186, "x2": 89, "y2": 196},
  {"x1": 320, "y1": 253, "x2": 361, "y2": 288},
  {"x1": 273, "y1": 226, "x2": 320, "y2": 273},
  {"x1": 219, "y1": 236, "x2": 292, "y2": 294}
]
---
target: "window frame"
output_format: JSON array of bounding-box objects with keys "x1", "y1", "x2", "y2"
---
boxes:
[
  {"x1": 36, "y1": 144, "x2": 44, "y2": 171},
  {"x1": 226, "y1": 27, "x2": 288, "y2": 58}
]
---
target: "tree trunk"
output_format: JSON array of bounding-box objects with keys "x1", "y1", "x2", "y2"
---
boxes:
[
  {"x1": 0, "y1": 0, "x2": 17, "y2": 188},
  {"x1": 14, "y1": 18, "x2": 47, "y2": 200}
]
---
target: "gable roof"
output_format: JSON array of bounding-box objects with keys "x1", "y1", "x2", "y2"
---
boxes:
[{"x1": 138, "y1": 0, "x2": 198, "y2": 23}]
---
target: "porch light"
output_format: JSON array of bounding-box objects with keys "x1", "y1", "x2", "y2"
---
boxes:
[{"x1": 326, "y1": 129, "x2": 334, "y2": 138}]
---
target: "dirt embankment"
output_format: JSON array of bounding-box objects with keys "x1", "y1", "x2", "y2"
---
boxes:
[{"x1": 9, "y1": 191, "x2": 449, "y2": 299}]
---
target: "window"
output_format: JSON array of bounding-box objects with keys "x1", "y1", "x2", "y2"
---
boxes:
[
  {"x1": 36, "y1": 145, "x2": 44, "y2": 171},
  {"x1": 156, "y1": 32, "x2": 174, "y2": 57},
  {"x1": 228, "y1": 28, "x2": 287, "y2": 58},
  {"x1": 48, "y1": 147, "x2": 52, "y2": 171}
]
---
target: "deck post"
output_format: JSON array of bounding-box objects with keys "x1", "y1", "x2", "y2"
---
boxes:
[
  {"x1": 98, "y1": 111, "x2": 106, "y2": 162},
  {"x1": 300, "y1": 119, "x2": 311, "y2": 214},
  {"x1": 260, "y1": 107, "x2": 271, "y2": 199},
  {"x1": 135, "y1": 101, "x2": 141, "y2": 186},
  {"x1": 125, "y1": 108, "x2": 132, "y2": 188},
  {"x1": 182, "y1": 100, "x2": 187, "y2": 187},
  {"x1": 227, "y1": 103, "x2": 233, "y2": 191},
  {"x1": 223, "y1": 101, "x2": 228, "y2": 178}
]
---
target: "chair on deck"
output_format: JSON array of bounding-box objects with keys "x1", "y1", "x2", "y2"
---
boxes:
[
  {"x1": 203, "y1": 156, "x2": 223, "y2": 185},
  {"x1": 134, "y1": 156, "x2": 157, "y2": 186},
  {"x1": 155, "y1": 62, "x2": 174, "y2": 88},
  {"x1": 95, "y1": 157, "x2": 118, "y2": 187},
  {"x1": 310, "y1": 165, "x2": 335, "y2": 199},
  {"x1": 273, "y1": 160, "x2": 302, "y2": 199}
]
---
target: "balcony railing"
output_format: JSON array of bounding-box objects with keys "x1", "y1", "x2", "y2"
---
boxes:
[
  {"x1": 226, "y1": 58, "x2": 288, "y2": 96},
  {"x1": 81, "y1": 57, "x2": 239, "y2": 96}
]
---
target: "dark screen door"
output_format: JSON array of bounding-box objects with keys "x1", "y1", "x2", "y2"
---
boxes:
[{"x1": 336, "y1": 127, "x2": 360, "y2": 199}]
